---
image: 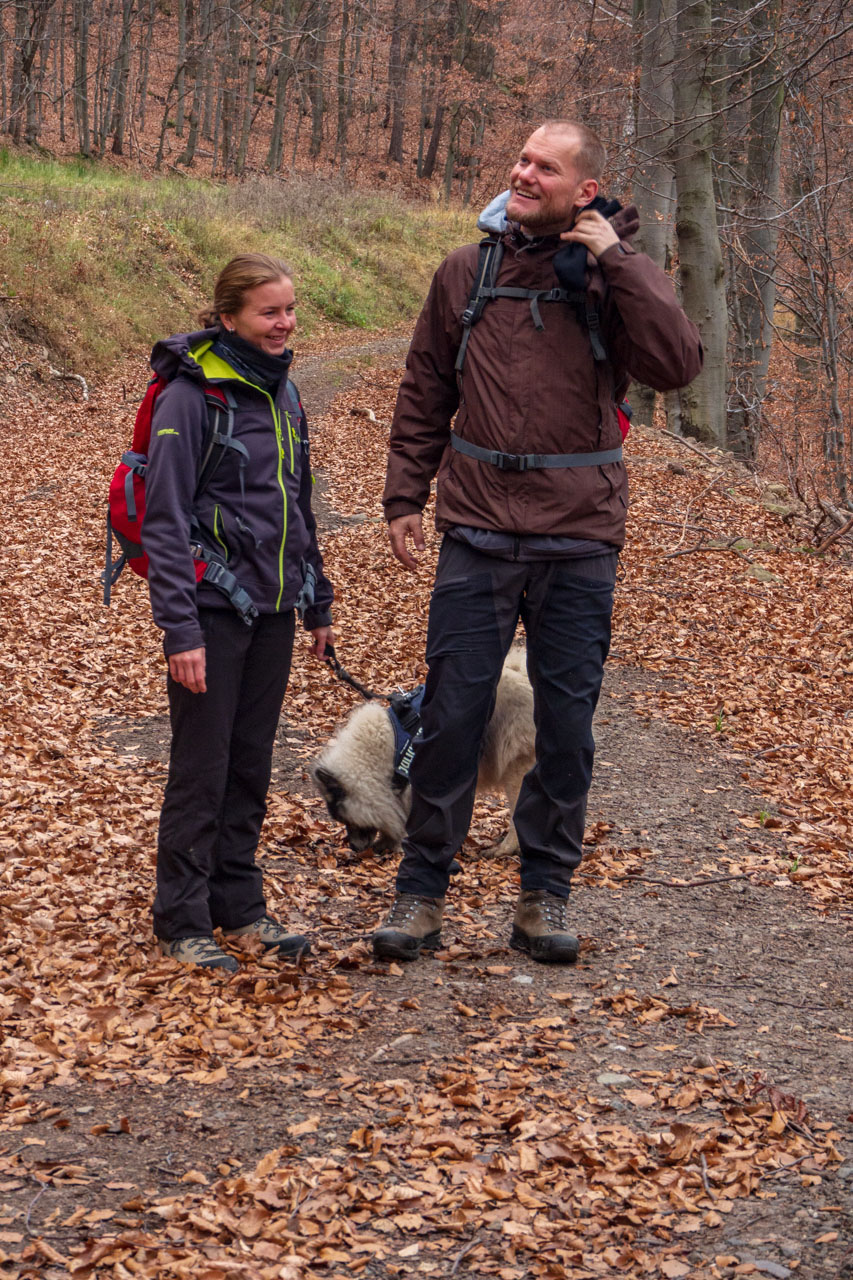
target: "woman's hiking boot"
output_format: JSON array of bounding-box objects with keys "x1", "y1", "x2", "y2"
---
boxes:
[
  {"x1": 159, "y1": 935, "x2": 239, "y2": 973},
  {"x1": 372, "y1": 894, "x2": 444, "y2": 961},
  {"x1": 510, "y1": 889, "x2": 579, "y2": 964},
  {"x1": 225, "y1": 914, "x2": 311, "y2": 959}
]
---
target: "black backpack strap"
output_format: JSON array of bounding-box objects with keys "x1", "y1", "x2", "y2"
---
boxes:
[
  {"x1": 102, "y1": 513, "x2": 129, "y2": 605},
  {"x1": 195, "y1": 386, "x2": 244, "y2": 497},
  {"x1": 585, "y1": 301, "x2": 608, "y2": 363},
  {"x1": 455, "y1": 236, "x2": 504, "y2": 375},
  {"x1": 450, "y1": 434, "x2": 622, "y2": 470},
  {"x1": 189, "y1": 541, "x2": 259, "y2": 626},
  {"x1": 455, "y1": 233, "x2": 609, "y2": 366}
]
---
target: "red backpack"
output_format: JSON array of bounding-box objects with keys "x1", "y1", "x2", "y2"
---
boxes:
[{"x1": 102, "y1": 376, "x2": 257, "y2": 624}]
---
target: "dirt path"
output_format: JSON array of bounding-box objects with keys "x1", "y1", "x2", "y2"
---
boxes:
[{"x1": 2, "y1": 342, "x2": 851, "y2": 1280}]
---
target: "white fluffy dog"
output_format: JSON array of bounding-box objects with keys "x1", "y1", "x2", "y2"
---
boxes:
[{"x1": 312, "y1": 648, "x2": 535, "y2": 856}]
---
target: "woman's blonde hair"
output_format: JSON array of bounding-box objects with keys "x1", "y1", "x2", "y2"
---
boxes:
[{"x1": 198, "y1": 253, "x2": 293, "y2": 328}]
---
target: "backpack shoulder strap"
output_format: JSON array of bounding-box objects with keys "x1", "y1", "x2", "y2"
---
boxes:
[
  {"x1": 454, "y1": 234, "x2": 610, "y2": 368},
  {"x1": 195, "y1": 384, "x2": 245, "y2": 498},
  {"x1": 455, "y1": 236, "x2": 504, "y2": 375},
  {"x1": 283, "y1": 378, "x2": 302, "y2": 417}
]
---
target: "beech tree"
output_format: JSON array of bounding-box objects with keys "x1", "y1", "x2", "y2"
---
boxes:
[{"x1": 630, "y1": 0, "x2": 676, "y2": 431}]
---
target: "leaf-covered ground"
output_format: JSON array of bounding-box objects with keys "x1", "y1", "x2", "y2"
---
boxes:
[{"x1": 1, "y1": 348, "x2": 851, "y2": 1280}]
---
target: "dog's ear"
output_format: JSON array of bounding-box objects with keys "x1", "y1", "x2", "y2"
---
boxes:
[{"x1": 313, "y1": 765, "x2": 345, "y2": 804}]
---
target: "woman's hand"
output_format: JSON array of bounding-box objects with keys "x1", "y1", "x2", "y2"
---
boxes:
[
  {"x1": 169, "y1": 647, "x2": 207, "y2": 693},
  {"x1": 309, "y1": 626, "x2": 335, "y2": 661}
]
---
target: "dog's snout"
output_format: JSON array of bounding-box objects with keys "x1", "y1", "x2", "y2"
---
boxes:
[{"x1": 347, "y1": 826, "x2": 378, "y2": 853}]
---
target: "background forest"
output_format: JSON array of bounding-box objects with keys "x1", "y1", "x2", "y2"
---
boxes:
[{"x1": 2, "y1": 0, "x2": 852, "y2": 520}]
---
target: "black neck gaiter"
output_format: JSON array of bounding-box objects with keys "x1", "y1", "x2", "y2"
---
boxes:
[{"x1": 212, "y1": 328, "x2": 293, "y2": 394}]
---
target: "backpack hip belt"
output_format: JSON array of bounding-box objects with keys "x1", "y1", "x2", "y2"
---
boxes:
[
  {"x1": 450, "y1": 434, "x2": 622, "y2": 471},
  {"x1": 188, "y1": 543, "x2": 258, "y2": 625}
]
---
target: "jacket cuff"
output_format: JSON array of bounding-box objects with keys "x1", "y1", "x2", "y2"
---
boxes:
[
  {"x1": 302, "y1": 607, "x2": 332, "y2": 631},
  {"x1": 383, "y1": 500, "x2": 423, "y2": 522},
  {"x1": 163, "y1": 623, "x2": 205, "y2": 657},
  {"x1": 598, "y1": 241, "x2": 636, "y2": 271}
]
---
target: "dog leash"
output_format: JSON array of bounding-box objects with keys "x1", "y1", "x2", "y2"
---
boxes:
[{"x1": 322, "y1": 644, "x2": 392, "y2": 702}]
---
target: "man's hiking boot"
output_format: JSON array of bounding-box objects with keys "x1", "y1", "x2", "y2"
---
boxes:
[
  {"x1": 372, "y1": 894, "x2": 444, "y2": 961},
  {"x1": 159, "y1": 935, "x2": 239, "y2": 974},
  {"x1": 510, "y1": 889, "x2": 579, "y2": 964},
  {"x1": 225, "y1": 914, "x2": 311, "y2": 959}
]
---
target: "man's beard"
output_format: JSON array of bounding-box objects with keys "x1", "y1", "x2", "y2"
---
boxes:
[{"x1": 506, "y1": 191, "x2": 572, "y2": 232}]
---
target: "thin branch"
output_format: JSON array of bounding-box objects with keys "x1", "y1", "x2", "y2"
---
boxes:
[
  {"x1": 659, "y1": 430, "x2": 725, "y2": 464},
  {"x1": 815, "y1": 514, "x2": 853, "y2": 553}
]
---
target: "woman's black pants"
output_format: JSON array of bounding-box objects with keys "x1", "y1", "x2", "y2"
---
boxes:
[{"x1": 152, "y1": 608, "x2": 295, "y2": 941}]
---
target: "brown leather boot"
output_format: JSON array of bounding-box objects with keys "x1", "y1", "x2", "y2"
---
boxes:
[
  {"x1": 372, "y1": 893, "x2": 444, "y2": 961},
  {"x1": 510, "y1": 889, "x2": 578, "y2": 964}
]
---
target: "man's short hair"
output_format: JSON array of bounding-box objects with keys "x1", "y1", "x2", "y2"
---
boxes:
[{"x1": 538, "y1": 120, "x2": 606, "y2": 183}]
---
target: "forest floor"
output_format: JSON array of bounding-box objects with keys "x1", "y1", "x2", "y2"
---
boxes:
[{"x1": 1, "y1": 338, "x2": 851, "y2": 1280}]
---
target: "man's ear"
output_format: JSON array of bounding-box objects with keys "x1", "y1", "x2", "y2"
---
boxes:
[{"x1": 575, "y1": 177, "x2": 599, "y2": 209}]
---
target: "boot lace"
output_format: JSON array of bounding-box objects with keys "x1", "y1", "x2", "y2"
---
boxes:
[
  {"x1": 535, "y1": 893, "x2": 567, "y2": 931},
  {"x1": 385, "y1": 893, "x2": 425, "y2": 927},
  {"x1": 174, "y1": 936, "x2": 229, "y2": 963}
]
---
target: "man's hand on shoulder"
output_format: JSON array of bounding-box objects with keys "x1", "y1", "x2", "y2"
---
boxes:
[
  {"x1": 388, "y1": 513, "x2": 425, "y2": 571},
  {"x1": 560, "y1": 209, "x2": 620, "y2": 259}
]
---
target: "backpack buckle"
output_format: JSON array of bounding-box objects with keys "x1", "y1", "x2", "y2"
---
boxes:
[{"x1": 494, "y1": 451, "x2": 533, "y2": 471}]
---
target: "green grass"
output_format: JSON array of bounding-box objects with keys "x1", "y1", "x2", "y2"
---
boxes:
[{"x1": 0, "y1": 150, "x2": 471, "y2": 369}]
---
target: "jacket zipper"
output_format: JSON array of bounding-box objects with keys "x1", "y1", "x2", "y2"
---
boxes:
[
  {"x1": 213, "y1": 505, "x2": 229, "y2": 561},
  {"x1": 266, "y1": 389, "x2": 295, "y2": 611}
]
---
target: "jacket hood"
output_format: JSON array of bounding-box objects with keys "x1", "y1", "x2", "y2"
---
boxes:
[
  {"x1": 150, "y1": 327, "x2": 219, "y2": 384},
  {"x1": 477, "y1": 189, "x2": 640, "y2": 244},
  {"x1": 149, "y1": 327, "x2": 295, "y2": 385},
  {"x1": 477, "y1": 190, "x2": 513, "y2": 235}
]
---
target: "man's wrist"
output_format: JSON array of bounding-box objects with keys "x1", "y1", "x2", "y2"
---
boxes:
[{"x1": 384, "y1": 501, "x2": 423, "y2": 523}]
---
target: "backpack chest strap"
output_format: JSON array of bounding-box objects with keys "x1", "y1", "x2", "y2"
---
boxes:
[
  {"x1": 450, "y1": 434, "x2": 622, "y2": 471},
  {"x1": 477, "y1": 285, "x2": 587, "y2": 332}
]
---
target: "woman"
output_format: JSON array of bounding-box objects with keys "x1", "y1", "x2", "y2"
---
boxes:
[{"x1": 142, "y1": 253, "x2": 334, "y2": 973}]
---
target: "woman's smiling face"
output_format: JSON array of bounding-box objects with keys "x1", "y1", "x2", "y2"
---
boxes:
[{"x1": 221, "y1": 276, "x2": 296, "y2": 355}]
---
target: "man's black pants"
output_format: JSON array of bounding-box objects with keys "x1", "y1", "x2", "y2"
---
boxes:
[
  {"x1": 153, "y1": 608, "x2": 295, "y2": 941},
  {"x1": 396, "y1": 538, "x2": 616, "y2": 900}
]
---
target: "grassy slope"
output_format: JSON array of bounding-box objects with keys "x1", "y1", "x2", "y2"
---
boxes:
[{"x1": 0, "y1": 149, "x2": 471, "y2": 369}]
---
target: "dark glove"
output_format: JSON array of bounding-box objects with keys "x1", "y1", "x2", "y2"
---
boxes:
[{"x1": 553, "y1": 195, "x2": 623, "y2": 291}]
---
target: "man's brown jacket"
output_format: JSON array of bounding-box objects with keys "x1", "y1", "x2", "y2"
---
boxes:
[{"x1": 383, "y1": 210, "x2": 703, "y2": 548}]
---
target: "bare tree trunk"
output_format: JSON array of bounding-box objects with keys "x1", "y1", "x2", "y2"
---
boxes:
[
  {"x1": 727, "y1": 0, "x2": 784, "y2": 458},
  {"x1": 175, "y1": 0, "x2": 187, "y2": 135},
  {"x1": 72, "y1": 0, "x2": 92, "y2": 154},
  {"x1": 199, "y1": 0, "x2": 215, "y2": 140},
  {"x1": 306, "y1": 0, "x2": 329, "y2": 159},
  {"x1": 235, "y1": 0, "x2": 259, "y2": 174},
  {"x1": 334, "y1": 0, "x2": 350, "y2": 168},
  {"x1": 388, "y1": 11, "x2": 417, "y2": 164},
  {"x1": 136, "y1": 0, "x2": 155, "y2": 130},
  {"x1": 8, "y1": 0, "x2": 57, "y2": 145},
  {"x1": 218, "y1": 3, "x2": 240, "y2": 174},
  {"x1": 266, "y1": 0, "x2": 297, "y2": 171},
  {"x1": 176, "y1": 0, "x2": 202, "y2": 166},
  {"x1": 109, "y1": 0, "x2": 136, "y2": 154},
  {"x1": 672, "y1": 0, "x2": 727, "y2": 447},
  {"x1": 443, "y1": 105, "x2": 459, "y2": 201},
  {"x1": 630, "y1": 0, "x2": 675, "y2": 428},
  {"x1": 93, "y1": 0, "x2": 117, "y2": 152},
  {"x1": 57, "y1": 0, "x2": 67, "y2": 141}
]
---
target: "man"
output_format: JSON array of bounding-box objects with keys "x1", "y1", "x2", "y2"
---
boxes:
[{"x1": 374, "y1": 120, "x2": 702, "y2": 964}]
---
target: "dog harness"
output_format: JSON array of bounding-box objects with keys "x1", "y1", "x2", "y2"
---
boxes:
[{"x1": 389, "y1": 686, "x2": 425, "y2": 788}]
